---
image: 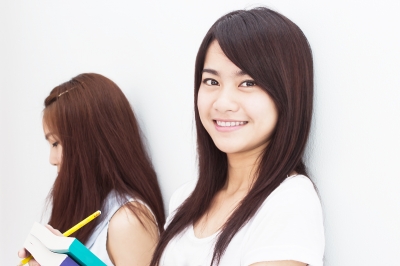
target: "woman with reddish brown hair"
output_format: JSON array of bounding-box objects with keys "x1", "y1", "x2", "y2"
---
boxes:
[
  {"x1": 19, "y1": 73, "x2": 165, "y2": 265},
  {"x1": 151, "y1": 7, "x2": 324, "y2": 266}
]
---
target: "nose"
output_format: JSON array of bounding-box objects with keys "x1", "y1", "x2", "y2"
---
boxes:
[
  {"x1": 49, "y1": 148, "x2": 58, "y2": 166},
  {"x1": 212, "y1": 85, "x2": 239, "y2": 113}
]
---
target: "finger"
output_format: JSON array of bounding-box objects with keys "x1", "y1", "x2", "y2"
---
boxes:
[
  {"x1": 18, "y1": 248, "x2": 30, "y2": 258},
  {"x1": 28, "y1": 259, "x2": 40, "y2": 266},
  {"x1": 44, "y1": 224, "x2": 62, "y2": 236},
  {"x1": 44, "y1": 224, "x2": 54, "y2": 230}
]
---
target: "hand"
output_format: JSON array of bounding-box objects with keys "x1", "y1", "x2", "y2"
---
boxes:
[
  {"x1": 18, "y1": 224, "x2": 63, "y2": 266},
  {"x1": 17, "y1": 248, "x2": 39, "y2": 266},
  {"x1": 44, "y1": 224, "x2": 63, "y2": 236}
]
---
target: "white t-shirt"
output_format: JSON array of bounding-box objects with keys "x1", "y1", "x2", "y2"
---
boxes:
[{"x1": 161, "y1": 175, "x2": 325, "y2": 266}]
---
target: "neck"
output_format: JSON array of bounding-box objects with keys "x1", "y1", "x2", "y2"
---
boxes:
[{"x1": 224, "y1": 144, "x2": 267, "y2": 194}]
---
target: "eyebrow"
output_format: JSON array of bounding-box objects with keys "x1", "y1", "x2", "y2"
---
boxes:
[
  {"x1": 202, "y1": 68, "x2": 219, "y2": 76},
  {"x1": 202, "y1": 68, "x2": 248, "y2": 77}
]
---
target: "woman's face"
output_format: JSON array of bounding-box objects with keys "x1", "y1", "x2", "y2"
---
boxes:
[
  {"x1": 197, "y1": 41, "x2": 278, "y2": 157},
  {"x1": 43, "y1": 121, "x2": 62, "y2": 173}
]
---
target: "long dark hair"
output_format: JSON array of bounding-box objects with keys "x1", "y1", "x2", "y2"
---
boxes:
[
  {"x1": 43, "y1": 73, "x2": 165, "y2": 244},
  {"x1": 151, "y1": 7, "x2": 314, "y2": 265}
]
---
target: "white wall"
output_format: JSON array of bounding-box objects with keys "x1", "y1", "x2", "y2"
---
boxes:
[{"x1": 1, "y1": 1, "x2": 399, "y2": 265}]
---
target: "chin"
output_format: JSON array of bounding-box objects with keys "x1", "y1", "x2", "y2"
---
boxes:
[{"x1": 213, "y1": 142, "x2": 242, "y2": 154}]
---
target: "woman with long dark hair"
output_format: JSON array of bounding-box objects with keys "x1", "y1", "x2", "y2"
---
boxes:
[
  {"x1": 151, "y1": 7, "x2": 324, "y2": 266},
  {"x1": 19, "y1": 73, "x2": 165, "y2": 265}
]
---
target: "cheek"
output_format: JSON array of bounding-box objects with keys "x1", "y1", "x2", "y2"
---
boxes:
[
  {"x1": 197, "y1": 89, "x2": 211, "y2": 120},
  {"x1": 248, "y1": 94, "x2": 278, "y2": 131},
  {"x1": 57, "y1": 146, "x2": 63, "y2": 163}
]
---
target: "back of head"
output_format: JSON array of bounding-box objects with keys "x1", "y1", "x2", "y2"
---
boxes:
[{"x1": 44, "y1": 73, "x2": 165, "y2": 243}]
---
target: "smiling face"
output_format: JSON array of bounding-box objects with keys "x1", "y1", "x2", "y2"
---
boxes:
[
  {"x1": 197, "y1": 41, "x2": 278, "y2": 157},
  {"x1": 43, "y1": 120, "x2": 63, "y2": 173}
]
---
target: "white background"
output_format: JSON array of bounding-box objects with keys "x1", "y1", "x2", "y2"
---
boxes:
[{"x1": 1, "y1": 1, "x2": 399, "y2": 265}]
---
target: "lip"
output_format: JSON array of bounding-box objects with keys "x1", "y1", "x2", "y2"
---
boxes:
[{"x1": 213, "y1": 119, "x2": 248, "y2": 132}]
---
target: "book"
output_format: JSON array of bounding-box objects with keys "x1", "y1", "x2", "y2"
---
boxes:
[
  {"x1": 24, "y1": 234, "x2": 79, "y2": 266},
  {"x1": 24, "y1": 222, "x2": 106, "y2": 266}
]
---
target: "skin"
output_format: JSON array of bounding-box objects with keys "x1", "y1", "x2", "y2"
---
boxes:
[
  {"x1": 195, "y1": 41, "x2": 306, "y2": 266},
  {"x1": 43, "y1": 124, "x2": 62, "y2": 173},
  {"x1": 18, "y1": 121, "x2": 159, "y2": 266},
  {"x1": 107, "y1": 202, "x2": 159, "y2": 266}
]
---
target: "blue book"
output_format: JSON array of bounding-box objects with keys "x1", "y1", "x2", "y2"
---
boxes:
[{"x1": 24, "y1": 223, "x2": 106, "y2": 266}]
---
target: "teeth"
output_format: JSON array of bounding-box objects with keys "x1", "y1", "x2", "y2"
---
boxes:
[{"x1": 216, "y1": 120, "x2": 246, "y2": 127}]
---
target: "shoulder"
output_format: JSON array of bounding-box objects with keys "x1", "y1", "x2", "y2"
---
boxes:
[
  {"x1": 164, "y1": 179, "x2": 197, "y2": 228},
  {"x1": 107, "y1": 201, "x2": 159, "y2": 265},
  {"x1": 168, "y1": 179, "x2": 197, "y2": 215},
  {"x1": 265, "y1": 175, "x2": 320, "y2": 207},
  {"x1": 108, "y1": 201, "x2": 158, "y2": 235},
  {"x1": 276, "y1": 174, "x2": 316, "y2": 192},
  {"x1": 241, "y1": 175, "x2": 324, "y2": 266},
  {"x1": 255, "y1": 175, "x2": 323, "y2": 226}
]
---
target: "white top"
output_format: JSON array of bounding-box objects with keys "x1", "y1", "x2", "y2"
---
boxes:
[
  {"x1": 85, "y1": 191, "x2": 135, "y2": 266},
  {"x1": 161, "y1": 175, "x2": 325, "y2": 266}
]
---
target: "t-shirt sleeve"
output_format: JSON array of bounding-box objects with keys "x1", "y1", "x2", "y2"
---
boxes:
[{"x1": 242, "y1": 176, "x2": 325, "y2": 266}]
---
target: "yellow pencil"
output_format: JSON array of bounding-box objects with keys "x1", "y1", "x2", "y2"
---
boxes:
[
  {"x1": 19, "y1": 210, "x2": 101, "y2": 266},
  {"x1": 62, "y1": 210, "x2": 101, "y2": 236}
]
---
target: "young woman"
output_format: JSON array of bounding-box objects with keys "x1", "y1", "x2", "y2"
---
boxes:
[
  {"x1": 19, "y1": 73, "x2": 165, "y2": 265},
  {"x1": 151, "y1": 7, "x2": 324, "y2": 266}
]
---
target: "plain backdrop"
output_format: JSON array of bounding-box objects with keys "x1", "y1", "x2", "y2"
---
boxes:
[{"x1": 1, "y1": 0, "x2": 399, "y2": 265}]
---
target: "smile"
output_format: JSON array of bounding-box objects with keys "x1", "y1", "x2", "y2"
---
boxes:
[{"x1": 215, "y1": 120, "x2": 248, "y2": 127}]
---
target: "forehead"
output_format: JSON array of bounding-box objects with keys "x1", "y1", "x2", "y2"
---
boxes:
[
  {"x1": 43, "y1": 120, "x2": 50, "y2": 132},
  {"x1": 43, "y1": 118, "x2": 51, "y2": 132},
  {"x1": 203, "y1": 41, "x2": 250, "y2": 80},
  {"x1": 204, "y1": 41, "x2": 238, "y2": 69},
  {"x1": 42, "y1": 119, "x2": 57, "y2": 140}
]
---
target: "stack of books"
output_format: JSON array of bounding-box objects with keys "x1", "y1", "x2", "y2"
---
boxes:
[{"x1": 23, "y1": 222, "x2": 106, "y2": 266}]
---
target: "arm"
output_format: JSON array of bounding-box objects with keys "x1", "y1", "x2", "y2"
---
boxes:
[
  {"x1": 106, "y1": 202, "x2": 159, "y2": 266},
  {"x1": 251, "y1": 261, "x2": 307, "y2": 266}
]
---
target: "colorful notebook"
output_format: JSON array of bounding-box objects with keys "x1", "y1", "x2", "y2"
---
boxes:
[{"x1": 24, "y1": 222, "x2": 106, "y2": 266}]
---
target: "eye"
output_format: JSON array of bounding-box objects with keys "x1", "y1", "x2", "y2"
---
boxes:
[
  {"x1": 203, "y1": 78, "x2": 219, "y2": 86},
  {"x1": 240, "y1": 80, "x2": 256, "y2": 87},
  {"x1": 52, "y1": 142, "x2": 59, "y2": 148}
]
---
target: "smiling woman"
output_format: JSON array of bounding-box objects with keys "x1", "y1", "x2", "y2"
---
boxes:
[
  {"x1": 198, "y1": 41, "x2": 278, "y2": 156},
  {"x1": 151, "y1": 7, "x2": 324, "y2": 266}
]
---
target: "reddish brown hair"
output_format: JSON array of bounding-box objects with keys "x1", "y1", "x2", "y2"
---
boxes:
[
  {"x1": 151, "y1": 7, "x2": 314, "y2": 265},
  {"x1": 44, "y1": 73, "x2": 165, "y2": 244}
]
